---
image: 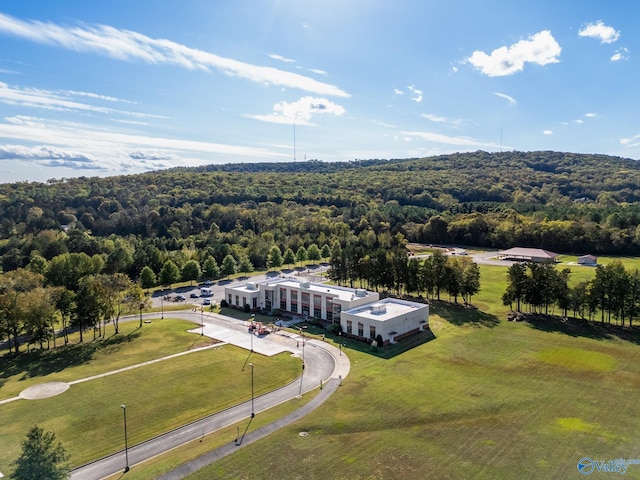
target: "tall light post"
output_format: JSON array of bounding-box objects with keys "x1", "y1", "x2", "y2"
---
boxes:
[
  {"x1": 120, "y1": 404, "x2": 130, "y2": 473},
  {"x1": 139, "y1": 302, "x2": 144, "y2": 328},
  {"x1": 201, "y1": 306, "x2": 204, "y2": 336},
  {"x1": 160, "y1": 293, "x2": 164, "y2": 320},
  {"x1": 299, "y1": 325, "x2": 307, "y2": 369},
  {"x1": 249, "y1": 363, "x2": 255, "y2": 418},
  {"x1": 250, "y1": 314, "x2": 255, "y2": 353}
]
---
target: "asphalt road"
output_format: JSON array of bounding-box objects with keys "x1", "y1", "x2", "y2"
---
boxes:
[{"x1": 69, "y1": 310, "x2": 348, "y2": 480}]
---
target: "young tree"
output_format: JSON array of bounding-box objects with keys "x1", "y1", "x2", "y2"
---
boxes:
[
  {"x1": 181, "y1": 260, "x2": 202, "y2": 285},
  {"x1": 267, "y1": 246, "x2": 283, "y2": 271},
  {"x1": 222, "y1": 254, "x2": 238, "y2": 278},
  {"x1": 159, "y1": 260, "x2": 180, "y2": 288},
  {"x1": 296, "y1": 246, "x2": 308, "y2": 268},
  {"x1": 306, "y1": 244, "x2": 321, "y2": 264},
  {"x1": 283, "y1": 248, "x2": 296, "y2": 267},
  {"x1": 202, "y1": 255, "x2": 220, "y2": 280},
  {"x1": 238, "y1": 255, "x2": 254, "y2": 274},
  {"x1": 12, "y1": 425, "x2": 69, "y2": 480},
  {"x1": 139, "y1": 266, "x2": 157, "y2": 290},
  {"x1": 320, "y1": 244, "x2": 331, "y2": 263}
]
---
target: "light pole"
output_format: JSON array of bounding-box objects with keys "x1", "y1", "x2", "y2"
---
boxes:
[
  {"x1": 139, "y1": 302, "x2": 144, "y2": 328},
  {"x1": 300, "y1": 325, "x2": 307, "y2": 369},
  {"x1": 201, "y1": 306, "x2": 204, "y2": 336},
  {"x1": 160, "y1": 293, "x2": 164, "y2": 320},
  {"x1": 339, "y1": 330, "x2": 342, "y2": 356},
  {"x1": 250, "y1": 314, "x2": 255, "y2": 353},
  {"x1": 249, "y1": 363, "x2": 255, "y2": 418},
  {"x1": 120, "y1": 404, "x2": 129, "y2": 473}
]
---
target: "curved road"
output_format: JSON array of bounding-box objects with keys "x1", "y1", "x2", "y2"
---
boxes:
[{"x1": 70, "y1": 311, "x2": 349, "y2": 480}]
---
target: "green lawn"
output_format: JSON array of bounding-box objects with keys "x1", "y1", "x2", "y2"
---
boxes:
[
  {"x1": 0, "y1": 319, "x2": 300, "y2": 474},
  {"x1": 191, "y1": 312, "x2": 640, "y2": 480}
]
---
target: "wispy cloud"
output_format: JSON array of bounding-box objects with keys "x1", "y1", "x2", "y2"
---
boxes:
[
  {"x1": 402, "y1": 130, "x2": 502, "y2": 149},
  {"x1": 585, "y1": 112, "x2": 597, "y2": 118},
  {"x1": 579, "y1": 21, "x2": 620, "y2": 44},
  {"x1": 245, "y1": 96, "x2": 345, "y2": 125},
  {"x1": 296, "y1": 66, "x2": 327, "y2": 76},
  {"x1": 466, "y1": 30, "x2": 561, "y2": 77},
  {"x1": 493, "y1": 92, "x2": 517, "y2": 106},
  {"x1": 543, "y1": 130, "x2": 553, "y2": 136},
  {"x1": 0, "y1": 81, "x2": 163, "y2": 118},
  {"x1": 421, "y1": 113, "x2": 464, "y2": 127},
  {"x1": 408, "y1": 85, "x2": 423, "y2": 102},
  {"x1": 269, "y1": 53, "x2": 295, "y2": 63},
  {"x1": 0, "y1": 12, "x2": 349, "y2": 98},
  {"x1": 0, "y1": 115, "x2": 285, "y2": 172},
  {"x1": 393, "y1": 88, "x2": 404, "y2": 96},
  {"x1": 621, "y1": 133, "x2": 640, "y2": 148},
  {"x1": 611, "y1": 47, "x2": 629, "y2": 62}
]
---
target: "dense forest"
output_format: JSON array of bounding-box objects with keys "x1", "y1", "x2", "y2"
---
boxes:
[{"x1": 2, "y1": 150, "x2": 640, "y2": 278}]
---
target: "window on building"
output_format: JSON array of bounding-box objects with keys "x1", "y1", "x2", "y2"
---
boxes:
[
  {"x1": 235, "y1": 295, "x2": 239, "y2": 306},
  {"x1": 358, "y1": 322, "x2": 364, "y2": 337},
  {"x1": 370, "y1": 325, "x2": 376, "y2": 339},
  {"x1": 280, "y1": 298, "x2": 287, "y2": 310},
  {"x1": 346, "y1": 321, "x2": 352, "y2": 334},
  {"x1": 228, "y1": 294, "x2": 232, "y2": 304},
  {"x1": 301, "y1": 292, "x2": 310, "y2": 306},
  {"x1": 314, "y1": 307, "x2": 322, "y2": 320},
  {"x1": 253, "y1": 297, "x2": 257, "y2": 308}
]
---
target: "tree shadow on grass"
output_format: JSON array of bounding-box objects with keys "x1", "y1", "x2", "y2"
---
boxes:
[
  {"x1": 521, "y1": 313, "x2": 640, "y2": 345},
  {"x1": 0, "y1": 331, "x2": 142, "y2": 383},
  {"x1": 430, "y1": 301, "x2": 500, "y2": 328}
]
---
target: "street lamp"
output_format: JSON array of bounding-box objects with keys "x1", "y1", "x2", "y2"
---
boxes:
[
  {"x1": 249, "y1": 363, "x2": 255, "y2": 418},
  {"x1": 250, "y1": 314, "x2": 255, "y2": 353},
  {"x1": 120, "y1": 404, "x2": 130, "y2": 473},
  {"x1": 139, "y1": 302, "x2": 144, "y2": 328},
  {"x1": 201, "y1": 306, "x2": 204, "y2": 336},
  {"x1": 299, "y1": 325, "x2": 307, "y2": 369},
  {"x1": 160, "y1": 293, "x2": 164, "y2": 320}
]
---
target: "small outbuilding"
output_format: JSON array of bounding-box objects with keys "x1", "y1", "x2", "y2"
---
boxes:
[{"x1": 578, "y1": 254, "x2": 598, "y2": 266}]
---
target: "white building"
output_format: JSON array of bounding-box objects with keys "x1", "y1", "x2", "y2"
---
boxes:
[
  {"x1": 224, "y1": 278, "x2": 429, "y2": 344},
  {"x1": 224, "y1": 278, "x2": 379, "y2": 322},
  {"x1": 340, "y1": 297, "x2": 429, "y2": 345}
]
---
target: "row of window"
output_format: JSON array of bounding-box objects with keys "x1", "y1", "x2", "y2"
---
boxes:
[{"x1": 346, "y1": 321, "x2": 376, "y2": 339}]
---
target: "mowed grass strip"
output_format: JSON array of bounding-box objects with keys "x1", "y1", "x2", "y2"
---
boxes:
[{"x1": 0, "y1": 320, "x2": 300, "y2": 473}]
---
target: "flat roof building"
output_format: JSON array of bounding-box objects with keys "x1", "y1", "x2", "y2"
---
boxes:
[
  {"x1": 225, "y1": 278, "x2": 379, "y2": 323},
  {"x1": 497, "y1": 247, "x2": 559, "y2": 263},
  {"x1": 340, "y1": 297, "x2": 429, "y2": 345},
  {"x1": 225, "y1": 278, "x2": 429, "y2": 344}
]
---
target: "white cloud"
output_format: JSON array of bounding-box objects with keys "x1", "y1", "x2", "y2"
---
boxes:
[
  {"x1": 421, "y1": 113, "x2": 464, "y2": 127},
  {"x1": 620, "y1": 134, "x2": 640, "y2": 148},
  {"x1": 0, "y1": 115, "x2": 285, "y2": 173},
  {"x1": 269, "y1": 53, "x2": 295, "y2": 63},
  {"x1": 543, "y1": 130, "x2": 553, "y2": 136},
  {"x1": 611, "y1": 47, "x2": 629, "y2": 62},
  {"x1": 296, "y1": 66, "x2": 328, "y2": 76},
  {"x1": 493, "y1": 92, "x2": 517, "y2": 106},
  {"x1": 393, "y1": 88, "x2": 404, "y2": 95},
  {"x1": 245, "y1": 96, "x2": 345, "y2": 125},
  {"x1": 0, "y1": 12, "x2": 349, "y2": 98},
  {"x1": 585, "y1": 112, "x2": 597, "y2": 118},
  {"x1": 578, "y1": 21, "x2": 620, "y2": 44},
  {"x1": 466, "y1": 30, "x2": 561, "y2": 77},
  {"x1": 408, "y1": 85, "x2": 423, "y2": 103},
  {"x1": 0, "y1": 81, "x2": 164, "y2": 118},
  {"x1": 402, "y1": 130, "x2": 502, "y2": 149}
]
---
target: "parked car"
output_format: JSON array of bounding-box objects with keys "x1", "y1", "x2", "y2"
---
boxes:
[
  {"x1": 190, "y1": 293, "x2": 199, "y2": 298},
  {"x1": 203, "y1": 298, "x2": 211, "y2": 306},
  {"x1": 175, "y1": 294, "x2": 186, "y2": 301}
]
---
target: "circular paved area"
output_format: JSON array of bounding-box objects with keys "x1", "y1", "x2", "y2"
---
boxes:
[{"x1": 19, "y1": 382, "x2": 70, "y2": 400}]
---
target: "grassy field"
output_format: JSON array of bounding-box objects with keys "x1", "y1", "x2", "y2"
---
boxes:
[
  {"x1": 4, "y1": 256, "x2": 640, "y2": 479},
  {"x1": 181, "y1": 259, "x2": 640, "y2": 480},
  {"x1": 0, "y1": 319, "x2": 301, "y2": 474}
]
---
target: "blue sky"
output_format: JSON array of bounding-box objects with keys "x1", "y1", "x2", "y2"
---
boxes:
[{"x1": 0, "y1": 1, "x2": 637, "y2": 183}]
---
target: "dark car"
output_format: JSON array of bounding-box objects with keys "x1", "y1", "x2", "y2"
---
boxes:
[
  {"x1": 174, "y1": 294, "x2": 186, "y2": 301},
  {"x1": 190, "y1": 293, "x2": 199, "y2": 298}
]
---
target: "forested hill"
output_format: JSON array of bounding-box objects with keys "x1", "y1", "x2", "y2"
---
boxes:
[{"x1": 2, "y1": 150, "x2": 640, "y2": 273}]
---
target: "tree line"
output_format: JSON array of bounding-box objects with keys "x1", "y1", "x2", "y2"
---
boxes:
[{"x1": 503, "y1": 260, "x2": 640, "y2": 327}]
